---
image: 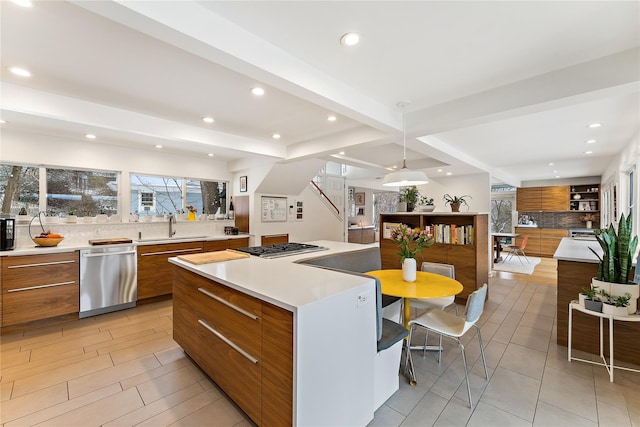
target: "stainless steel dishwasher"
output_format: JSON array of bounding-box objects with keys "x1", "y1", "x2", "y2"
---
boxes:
[{"x1": 79, "y1": 245, "x2": 137, "y2": 318}]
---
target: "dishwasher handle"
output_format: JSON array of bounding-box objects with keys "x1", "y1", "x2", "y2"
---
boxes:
[{"x1": 82, "y1": 250, "x2": 137, "y2": 258}]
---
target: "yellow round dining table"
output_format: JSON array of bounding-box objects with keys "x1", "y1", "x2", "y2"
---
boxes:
[{"x1": 366, "y1": 269, "x2": 464, "y2": 329}]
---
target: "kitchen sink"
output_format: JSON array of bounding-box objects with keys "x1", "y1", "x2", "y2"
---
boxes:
[{"x1": 136, "y1": 235, "x2": 209, "y2": 243}]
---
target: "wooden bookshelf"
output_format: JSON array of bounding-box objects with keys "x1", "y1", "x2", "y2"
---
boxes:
[{"x1": 379, "y1": 212, "x2": 489, "y2": 300}]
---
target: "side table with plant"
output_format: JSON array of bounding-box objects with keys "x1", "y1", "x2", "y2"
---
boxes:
[{"x1": 390, "y1": 223, "x2": 434, "y2": 282}]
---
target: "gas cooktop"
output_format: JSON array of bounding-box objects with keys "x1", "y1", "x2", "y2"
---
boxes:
[{"x1": 235, "y1": 242, "x2": 327, "y2": 259}]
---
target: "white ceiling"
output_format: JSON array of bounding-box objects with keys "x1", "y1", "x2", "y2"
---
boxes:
[{"x1": 1, "y1": 1, "x2": 639, "y2": 187}]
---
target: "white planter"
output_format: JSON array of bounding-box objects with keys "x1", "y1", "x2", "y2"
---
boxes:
[
  {"x1": 578, "y1": 293, "x2": 587, "y2": 307},
  {"x1": 402, "y1": 258, "x2": 417, "y2": 282},
  {"x1": 418, "y1": 205, "x2": 435, "y2": 212},
  {"x1": 397, "y1": 202, "x2": 407, "y2": 212},
  {"x1": 96, "y1": 214, "x2": 108, "y2": 223},
  {"x1": 592, "y1": 278, "x2": 639, "y2": 314},
  {"x1": 65, "y1": 215, "x2": 77, "y2": 223},
  {"x1": 602, "y1": 303, "x2": 629, "y2": 317}
]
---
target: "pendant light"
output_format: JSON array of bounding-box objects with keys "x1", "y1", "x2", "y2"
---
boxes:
[{"x1": 382, "y1": 102, "x2": 429, "y2": 186}]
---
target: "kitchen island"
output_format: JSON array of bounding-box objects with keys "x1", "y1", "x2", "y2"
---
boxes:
[
  {"x1": 169, "y1": 240, "x2": 379, "y2": 426},
  {"x1": 554, "y1": 237, "x2": 640, "y2": 365}
]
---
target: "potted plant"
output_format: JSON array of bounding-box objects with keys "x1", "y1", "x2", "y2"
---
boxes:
[
  {"x1": 418, "y1": 196, "x2": 435, "y2": 212},
  {"x1": 443, "y1": 194, "x2": 471, "y2": 212},
  {"x1": 17, "y1": 205, "x2": 30, "y2": 223},
  {"x1": 602, "y1": 292, "x2": 631, "y2": 317},
  {"x1": 96, "y1": 207, "x2": 108, "y2": 223},
  {"x1": 65, "y1": 210, "x2": 78, "y2": 223},
  {"x1": 589, "y1": 213, "x2": 639, "y2": 314},
  {"x1": 580, "y1": 213, "x2": 597, "y2": 229},
  {"x1": 578, "y1": 285, "x2": 599, "y2": 308},
  {"x1": 398, "y1": 186, "x2": 420, "y2": 212},
  {"x1": 390, "y1": 223, "x2": 434, "y2": 282}
]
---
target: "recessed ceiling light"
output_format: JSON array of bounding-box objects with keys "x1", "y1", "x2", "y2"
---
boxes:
[
  {"x1": 391, "y1": 165, "x2": 398, "y2": 169},
  {"x1": 548, "y1": 162, "x2": 554, "y2": 166},
  {"x1": 585, "y1": 150, "x2": 593, "y2": 154},
  {"x1": 437, "y1": 169, "x2": 443, "y2": 173},
  {"x1": 339, "y1": 32, "x2": 360, "y2": 47},
  {"x1": 587, "y1": 123, "x2": 602, "y2": 128},
  {"x1": 207, "y1": 153, "x2": 214, "y2": 157},
  {"x1": 272, "y1": 133, "x2": 281, "y2": 139},
  {"x1": 9, "y1": 66, "x2": 31, "y2": 77},
  {"x1": 556, "y1": 175, "x2": 561, "y2": 179},
  {"x1": 446, "y1": 172, "x2": 452, "y2": 176},
  {"x1": 202, "y1": 116, "x2": 214, "y2": 123},
  {"x1": 85, "y1": 134, "x2": 96, "y2": 139},
  {"x1": 10, "y1": 0, "x2": 32, "y2": 7},
  {"x1": 0, "y1": 119, "x2": 6, "y2": 124},
  {"x1": 251, "y1": 87, "x2": 265, "y2": 96},
  {"x1": 553, "y1": 170, "x2": 558, "y2": 173},
  {"x1": 585, "y1": 139, "x2": 596, "y2": 144},
  {"x1": 155, "y1": 144, "x2": 163, "y2": 149},
  {"x1": 327, "y1": 115, "x2": 337, "y2": 122},
  {"x1": 339, "y1": 151, "x2": 345, "y2": 155}
]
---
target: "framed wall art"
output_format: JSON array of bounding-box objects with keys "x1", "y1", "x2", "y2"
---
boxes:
[
  {"x1": 240, "y1": 176, "x2": 247, "y2": 192},
  {"x1": 355, "y1": 192, "x2": 365, "y2": 206}
]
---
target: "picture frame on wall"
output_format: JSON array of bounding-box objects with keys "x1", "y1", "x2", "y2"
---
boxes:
[
  {"x1": 240, "y1": 176, "x2": 247, "y2": 192},
  {"x1": 355, "y1": 192, "x2": 365, "y2": 206}
]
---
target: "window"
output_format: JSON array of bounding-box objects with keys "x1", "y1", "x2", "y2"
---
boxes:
[
  {"x1": 0, "y1": 164, "x2": 39, "y2": 216},
  {"x1": 130, "y1": 174, "x2": 227, "y2": 217},
  {"x1": 46, "y1": 167, "x2": 118, "y2": 216},
  {"x1": 491, "y1": 184, "x2": 515, "y2": 234}
]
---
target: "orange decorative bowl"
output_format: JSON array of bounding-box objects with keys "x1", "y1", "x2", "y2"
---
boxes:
[{"x1": 32, "y1": 237, "x2": 64, "y2": 247}]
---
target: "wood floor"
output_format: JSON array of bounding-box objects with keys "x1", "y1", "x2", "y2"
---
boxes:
[{"x1": 493, "y1": 256, "x2": 558, "y2": 287}]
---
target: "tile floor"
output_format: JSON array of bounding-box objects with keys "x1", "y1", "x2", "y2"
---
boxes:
[{"x1": 0, "y1": 276, "x2": 638, "y2": 426}]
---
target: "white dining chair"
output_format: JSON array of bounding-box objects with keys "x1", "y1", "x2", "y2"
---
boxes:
[{"x1": 406, "y1": 284, "x2": 489, "y2": 408}]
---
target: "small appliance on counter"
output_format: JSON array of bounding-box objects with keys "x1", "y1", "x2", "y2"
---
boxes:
[
  {"x1": 0, "y1": 217, "x2": 15, "y2": 251},
  {"x1": 224, "y1": 226, "x2": 238, "y2": 235}
]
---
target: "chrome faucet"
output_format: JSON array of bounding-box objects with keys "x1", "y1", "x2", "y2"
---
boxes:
[{"x1": 168, "y1": 214, "x2": 176, "y2": 237}]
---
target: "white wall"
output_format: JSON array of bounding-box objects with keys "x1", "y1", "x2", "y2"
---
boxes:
[{"x1": 415, "y1": 172, "x2": 491, "y2": 213}]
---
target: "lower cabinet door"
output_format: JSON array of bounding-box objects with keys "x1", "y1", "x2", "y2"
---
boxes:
[{"x1": 3, "y1": 284, "x2": 79, "y2": 325}]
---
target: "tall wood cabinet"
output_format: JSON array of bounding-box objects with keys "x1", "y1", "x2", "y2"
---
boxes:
[
  {"x1": 379, "y1": 213, "x2": 489, "y2": 299},
  {"x1": 516, "y1": 186, "x2": 569, "y2": 211}
]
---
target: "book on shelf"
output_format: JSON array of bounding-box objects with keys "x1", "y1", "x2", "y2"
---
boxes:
[{"x1": 424, "y1": 224, "x2": 474, "y2": 245}]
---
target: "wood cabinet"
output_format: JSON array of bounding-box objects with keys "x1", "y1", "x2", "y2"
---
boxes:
[
  {"x1": 202, "y1": 237, "x2": 249, "y2": 252},
  {"x1": 348, "y1": 227, "x2": 376, "y2": 244},
  {"x1": 2, "y1": 251, "x2": 79, "y2": 326},
  {"x1": 517, "y1": 186, "x2": 569, "y2": 211},
  {"x1": 173, "y1": 267, "x2": 293, "y2": 426},
  {"x1": 137, "y1": 241, "x2": 203, "y2": 300},
  {"x1": 515, "y1": 228, "x2": 568, "y2": 258},
  {"x1": 379, "y1": 213, "x2": 488, "y2": 299}
]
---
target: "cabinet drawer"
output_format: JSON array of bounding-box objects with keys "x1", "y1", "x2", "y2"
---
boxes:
[
  {"x1": 3, "y1": 283, "x2": 79, "y2": 325},
  {"x1": 228, "y1": 237, "x2": 249, "y2": 249},
  {"x1": 173, "y1": 267, "x2": 262, "y2": 359},
  {"x1": 173, "y1": 298, "x2": 261, "y2": 424},
  {"x1": 202, "y1": 240, "x2": 229, "y2": 252},
  {"x1": 2, "y1": 252, "x2": 78, "y2": 292}
]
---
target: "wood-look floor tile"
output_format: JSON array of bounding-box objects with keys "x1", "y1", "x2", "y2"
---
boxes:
[
  {"x1": 34, "y1": 387, "x2": 144, "y2": 427},
  {"x1": 135, "y1": 389, "x2": 222, "y2": 427},
  {"x1": 154, "y1": 345, "x2": 187, "y2": 366},
  {"x1": 11, "y1": 354, "x2": 112, "y2": 398},
  {"x1": 29, "y1": 330, "x2": 113, "y2": 358},
  {"x1": 67, "y1": 354, "x2": 160, "y2": 399},
  {"x1": 0, "y1": 349, "x2": 31, "y2": 370},
  {"x1": 0, "y1": 380, "x2": 14, "y2": 402},
  {"x1": 85, "y1": 328, "x2": 161, "y2": 355},
  {"x1": 0, "y1": 382, "x2": 68, "y2": 424},
  {"x1": 1, "y1": 329, "x2": 62, "y2": 351},
  {"x1": 168, "y1": 397, "x2": 246, "y2": 427},
  {"x1": 4, "y1": 383, "x2": 122, "y2": 427},
  {"x1": 1, "y1": 350, "x2": 99, "y2": 383},
  {"x1": 102, "y1": 382, "x2": 205, "y2": 427},
  {"x1": 109, "y1": 334, "x2": 178, "y2": 365},
  {"x1": 107, "y1": 316, "x2": 173, "y2": 340},
  {"x1": 120, "y1": 357, "x2": 191, "y2": 391},
  {"x1": 136, "y1": 364, "x2": 206, "y2": 405}
]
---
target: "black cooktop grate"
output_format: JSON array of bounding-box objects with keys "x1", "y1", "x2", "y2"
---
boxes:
[{"x1": 234, "y1": 243, "x2": 327, "y2": 258}]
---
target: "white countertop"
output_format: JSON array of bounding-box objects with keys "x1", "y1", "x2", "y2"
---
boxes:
[
  {"x1": 553, "y1": 237, "x2": 602, "y2": 263},
  {"x1": 0, "y1": 234, "x2": 249, "y2": 256},
  {"x1": 168, "y1": 240, "x2": 377, "y2": 312}
]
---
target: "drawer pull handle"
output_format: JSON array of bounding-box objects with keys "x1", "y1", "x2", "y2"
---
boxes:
[
  {"x1": 140, "y1": 248, "x2": 203, "y2": 256},
  {"x1": 8, "y1": 281, "x2": 76, "y2": 292},
  {"x1": 198, "y1": 288, "x2": 260, "y2": 320},
  {"x1": 8, "y1": 260, "x2": 76, "y2": 269},
  {"x1": 198, "y1": 319, "x2": 259, "y2": 364}
]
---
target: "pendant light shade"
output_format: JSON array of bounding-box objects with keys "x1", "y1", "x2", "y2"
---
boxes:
[{"x1": 382, "y1": 103, "x2": 429, "y2": 186}]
